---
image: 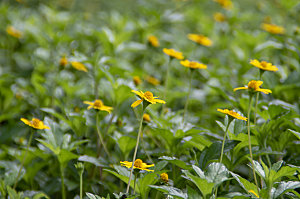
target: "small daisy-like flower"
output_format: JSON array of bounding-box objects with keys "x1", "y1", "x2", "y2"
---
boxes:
[
  {"x1": 160, "y1": 173, "x2": 169, "y2": 183},
  {"x1": 250, "y1": 59, "x2": 278, "y2": 72},
  {"x1": 248, "y1": 190, "x2": 259, "y2": 198},
  {"x1": 180, "y1": 60, "x2": 207, "y2": 69},
  {"x1": 214, "y1": 12, "x2": 226, "y2": 22},
  {"x1": 187, "y1": 34, "x2": 213, "y2": 47},
  {"x1": 234, "y1": 80, "x2": 272, "y2": 94},
  {"x1": 217, "y1": 109, "x2": 247, "y2": 121},
  {"x1": 163, "y1": 48, "x2": 184, "y2": 60},
  {"x1": 146, "y1": 76, "x2": 160, "y2": 86},
  {"x1": 70, "y1": 61, "x2": 88, "y2": 72},
  {"x1": 59, "y1": 56, "x2": 68, "y2": 66},
  {"x1": 143, "y1": 113, "x2": 151, "y2": 122},
  {"x1": 261, "y1": 23, "x2": 285, "y2": 34},
  {"x1": 214, "y1": 0, "x2": 233, "y2": 10},
  {"x1": 148, "y1": 35, "x2": 160, "y2": 47},
  {"x1": 120, "y1": 159, "x2": 154, "y2": 172},
  {"x1": 6, "y1": 26, "x2": 22, "y2": 38},
  {"x1": 83, "y1": 99, "x2": 113, "y2": 113},
  {"x1": 21, "y1": 118, "x2": 50, "y2": 129},
  {"x1": 131, "y1": 90, "x2": 166, "y2": 108},
  {"x1": 133, "y1": 76, "x2": 142, "y2": 86}
]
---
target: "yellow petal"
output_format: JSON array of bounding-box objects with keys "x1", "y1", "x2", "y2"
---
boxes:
[
  {"x1": 258, "y1": 88, "x2": 272, "y2": 94},
  {"x1": 131, "y1": 90, "x2": 144, "y2": 99},
  {"x1": 155, "y1": 99, "x2": 166, "y2": 104},
  {"x1": 131, "y1": 99, "x2": 143, "y2": 108},
  {"x1": 83, "y1": 101, "x2": 94, "y2": 105},
  {"x1": 233, "y1": 87, "x2": 248, "y2": 92},
  {"x1": 21, "y1": 118, "x2": 31, "y2": 125}
]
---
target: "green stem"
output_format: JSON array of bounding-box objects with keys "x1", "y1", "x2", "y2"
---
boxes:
[
  {"x1": 162, "y1": 57, "x2": 170, "y2": 114},
  {"x1": 219, "y1": 122, "x2": 230, "y2": 163},
  {"x1": 133, "y1": 171, "x2": 138, "y2": 194},
  {"x1": 247, "y1": 95, "x2": 259, "y2": 189},
  {"x1": 182, "y1": 70, "x2": 193, "y2": 124},
  {"x1": 96, "y1": 112, "x2": 110, "y2": 157},
  {"x1": 126, "y1": 110, "x2": 145, "y2": 194},
  {"x1": 80, "y1": 170, "x2": 83, "y2": 199},
  {"x1": 13, "y1": 130, "x2": 34, "y2": 189},
  {"x1": 60, "y1": 163, "x2": 66, "y2": 199},
  {"x1": 254, "y1": 92, "x2": 259, "y2": 125}
]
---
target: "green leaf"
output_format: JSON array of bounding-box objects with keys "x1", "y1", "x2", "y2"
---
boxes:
[
  {"x1": 149, "y1": 185, "x2": 187, "y2": 199},
  {"x1": 206, "y1": 163, "x2": 229, "y2": 186},
  {"x1": 117, "y1": 136, "x2": 136, "y2": 157},
  {"x1": 33, "y1": 192, "x2": 50, "y2": 199},
  {"x1": 288, "y1": 129, "x2": 300, "y2": 140},
  {"x1": 78, "y1": 155, "x2": 106, "y2": 167},
  {"x1": 159, "y1": 156, "x2": 191, "y2": 170},
  {"x1": 138, "y1": 172, "x2": 158, "y2": 199},
  {"x1": 273, "y1": 181, "x2": 300, "y2": 198},
  {"x1": 187, "y1": 185, "x2": 202, "y2": 199},
  {"x1": 6, "y1": 186, "x2": 21, "y2": 199},
  {"x1": 230, "y1": 172, "x2": 259, "y2": 198},
  {"x1": 272, "y1": 166, "x2": 297, "y2": 183},
  {"x1": 36, "y1": 139, "x2": 60, "y2": 155},
  {"x1": 86, "y1": 192, "x2": 103, "y2": 199},
  {"x1": 252, "y1": 160, "x2": 266, "y2": 179},
  {"x1": 192, "y1": 165, "x2": 205, "y2": 179},
  {"x1": 57, "y1": 149, "x2": 78, "y2": 168}
]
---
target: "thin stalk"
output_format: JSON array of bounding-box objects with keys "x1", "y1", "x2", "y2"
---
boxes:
[
  {"x1": 162, "y1": 57, "x2": 170, "y2": 114},
  {"x1": 219, "y1": 122, "x2": 230, "y2": 163},
  {"x1": 96, "y1": 112, "x2": 110, "y2": 157},
  {"x1": 80, "y1": 169, "x2": 83, "y2": 199},
  {"x1": 247, "y1": 95, "x2": 259, "y2": 189},
  {"x1": 126, "y1": 110, "x2": 145, "y2": 194},
  {"x1": 133, "y1": 171, "x2": 138, "y2": 194},
  {"x1": 182, "y1": 70, "x2": 193, "y2": 124},
  {"x1": 60, "y1": 163, "x2": 66, "y2": 199},
  {"x1": 13, "y1": 130, "x2": 34, "y2": 189},
  {"x1": 254, "y1": 92, "x2": 260, "y2": 125}
]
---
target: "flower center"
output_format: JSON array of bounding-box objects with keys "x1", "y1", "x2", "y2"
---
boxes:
[
  {"x1": 144, "y1": 91, "x2": 154, "y2": 101},
  {"x1": 32, "y1": 118, "x2": 40, "y2": 127},
  {"x1": 94, "y1": 100, "x2": 103, "y2": 107},
  {"x1": 248, "y1": 80, "x2": 259, "y2": 90},
  {"x1": 260, "y1": 61, "x2": 268, "y2": 68},
  {"x1": 134, "y1": 159, "x2": 143, "y2": 168}
]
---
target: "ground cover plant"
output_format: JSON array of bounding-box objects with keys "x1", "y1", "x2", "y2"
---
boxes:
[{"x1": 1, "y1": 0, "x2": 300, "y2": 198}]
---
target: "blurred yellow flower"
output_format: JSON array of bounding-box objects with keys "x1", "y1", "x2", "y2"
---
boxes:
[
  {"x1": 143, "y1": 113, "x2": 151, "y2": 122},
  {"x1": 120, "y1": 159, "x2": 154, "y2": 172},
  {"x1": 214, "y1": 12, "x2": 226, "y2": 22},
  {"x1": 59, "y1": 56, "x2": 68, "y2": 67},
  {"x1": 261, "y1": 23, "x2": 285, "y2": 34},
  {"x1": 146, "y1": 76, "x2": 160, "y2": 85},
  {"x1": 70, "y1": 61, "x2": 88, "y2": 72},
  {"x1": 6, "y1": 26, "x2": 22, "y2": 38},
  {"x1": 248, "y1": 190, "x2": 259, "y2": 198},
  {"x1": 131, "y1": 90, "x2": 166, "y2": 108},
  {"x1": 250, "y1": 59, "x2": 278, "y2": 72},
  {"x1": 148, "y1": 35, "x2": 160, "y2": 47},
  {"x1": 214, "y1": 0, "x2": 233, "y2": 10},
  {"x1": 83, "y1": 99, "x2": 113, "y2": 113},
  {"x1": 187, "y1": 34, "x2": 212, "y2": 47},
  {"x1": 21, "y1": 118, "x2": 50, "y2": 129},
  {"x1": 234, "y1": 80, "x2": 272, "y2": 94},
  {"x1": 133, "y1": 76, "x2": 142, "y2": 86},
  {"x1": 217, "y1": 109, "x2": 247, "y2": 121},
  {"x1": 163, "y1": 48, "x2": 184, "y2": 60},
  {"x1": 160, "y1": 173, "x2": 169, "y2": 183},
  {"x1": 180, "y1": 60, "x2": 207, "y2": 69}
]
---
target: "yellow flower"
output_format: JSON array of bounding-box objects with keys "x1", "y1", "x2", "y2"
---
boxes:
[
  {"x1": 180, "y1": 60, "x2": 207, "y2": 69},
  {"x1": 70, "y1": 61, "x2": 88, "y2": 72},
  {"x1": 133, "y1": 76, "x2": 142, "y2": 86},
  {"x1": 261, "y1": 23, "x2": 285, "y2": 34},
  {"x1": 143, "y1": 113, "x2": 151, "y2": 122},
  {"x1": 148, "y1": 35, "x2": 160, "y2": 47},
  {"x1": 146, "y1": 76, "x2": 160, "y2": 85},
  {"x1": 248, "y1": 190, "x2": 259, "y2": 198},
  {"x1": 163, "y1": 48, "x2": 184, "y2": 60},
  {"x1": 83, "y1": 99, "x2": 113, "y2": 113},
  {"x1": 217, "y1": 109, "x2": 247, "y2": 121},
  {"x1": 214, "y1": 12, "x2": 226, "y2": 22},
  {"x1": 120, "y1": 159, "x2": 154, "y2": 172},
  {"x1": 160, "y1": 173, "x2": 169, "y2": 183},
  {"x1": 214, "y1": 0, "x2": 233, "y2": 10},
  {"x1": 20, "y1": 118, "x2": 50, "y2": 130},
  {"x1": 59, "y1": 56, "x2": 68, "y2": 67},
  {"x1": 131, "y1": 90, "x2": 166, "y2": 108},
  {"x1": 234, "y1": 80, "x2": 272, "y2": 94},
  {"x1": 6, "y1": 26, "x2": 22, "y2": 38},
  {"x1": 250, "y1": 59, "x2": 278, "y2": 72},
  {"x1": 187, "y1": 34, "x2": 213, "y2": 47}
]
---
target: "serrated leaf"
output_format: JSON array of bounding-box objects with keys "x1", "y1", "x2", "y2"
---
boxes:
[
  {"x1": 273, "y1": 181, "x2": 300, "y2": 198},
  {"x1": 149, "y1": 185, "x2": 187, "y2": 199},
  {"x1": 206, "y1": 163, "x2": 229, "y2": 186}
]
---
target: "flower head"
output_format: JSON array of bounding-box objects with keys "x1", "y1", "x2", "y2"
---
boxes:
[
  {"x1": 261, "y1": 23, "x2": 285, "y2": 34},
  {"x1": 131, "y1": 90, "x2": 166, "y2": 108},
  {"x1": 160, "y1": 173, "x2": 169, "y2": 183},
  {"x1": 59, "y1": 56, "x2": 68, "y2": 67},
  {"x1": 70, "y1": 61, "x2": 88, "y2": 72},
  {"x1": 120, "y1": 159, "x2": 154, "y2": 172},
  {"x1": 163, "y1": 48, "x2": 184, "y2": 60},
  {"x1": 214, "y1": 0, "x2": 233, "y2": 10},
  {"x1": 180, "y1": 60, "x2": 207, "y2": 69},
  {"x1": 6, "y1": 26, "x2": 22, "y2": 38},
  {"x1": 21, "y1": 118, "x2": 50, "y2": 129},
  {"x1": 143, "y1": 113, "x2": 151, "y2": 122},
  {"x1": 217, "y1": 109, "x2": 247, "y2": 121},
  {"x1": 148, "y1": 35, "x2": 160, "y2": 47},
  {"x1": 83, "y1": 99, "x2": 113, "y2": 113},
  {"x1": 250, "y1": 59, "x2": 278, "y2": 72},
  {"x1": 214, "y1": 12, "x2": 226, "y2": 22},
  {"x1": 133, "y1": 76, "x2": 142, "y2": 86},
  {"x1": 146, "y1": 76, "x2": 160, "y2": 85},
  {"x1": 234, "y1": 80, "x2": 272, "y2": 94},
  {"x1": 187, "y1": 34, "x2": 212, "y2": 47}
]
